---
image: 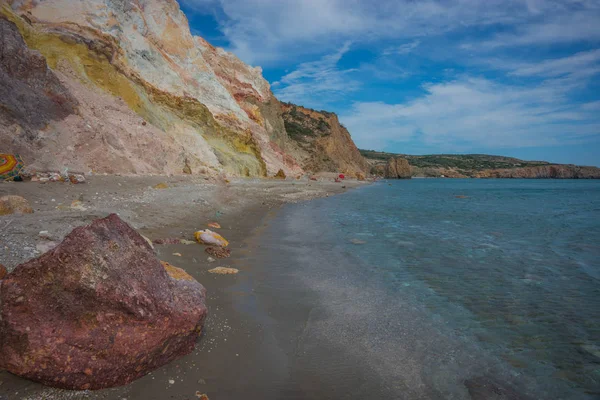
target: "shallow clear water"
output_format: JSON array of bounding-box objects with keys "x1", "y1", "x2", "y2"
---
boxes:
[{"x1": 253, "y1": 179, "x2": 600, "y2": 399}]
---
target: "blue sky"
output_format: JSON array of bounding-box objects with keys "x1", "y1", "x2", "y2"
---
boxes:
[{"x1": 179, "y1": 0, "x2": 600, "y2": 166}]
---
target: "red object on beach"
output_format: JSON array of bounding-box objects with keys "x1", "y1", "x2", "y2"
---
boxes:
[{"x1": 339, "y1": 174, "x2": 345, "y2": 180}]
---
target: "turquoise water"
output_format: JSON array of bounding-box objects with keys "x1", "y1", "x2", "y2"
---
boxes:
[{"x1": 253, "y1": 179, "x2": 600, "y2": 399}]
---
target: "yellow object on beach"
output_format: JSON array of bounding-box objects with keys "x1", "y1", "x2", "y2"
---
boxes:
[{"x1": 194, "y1": 229, "x2": 229, "y2": 247}]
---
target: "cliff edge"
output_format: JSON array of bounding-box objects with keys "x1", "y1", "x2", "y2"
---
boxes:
[
  {"x1": 281, "y1": 103, "x2": 369, "y2": 176},
  {"x1": 1, "y1": 0, "x2": 304, "y2": 177}
]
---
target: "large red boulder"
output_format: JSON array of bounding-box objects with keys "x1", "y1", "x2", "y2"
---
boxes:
[{"x1": 0, "y1": 214, "x2": 207, "y2": 390}]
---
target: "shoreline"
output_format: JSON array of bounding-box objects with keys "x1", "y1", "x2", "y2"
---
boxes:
[{"x1": 0, "y1": 175, "x2": 367, "y2": 400}]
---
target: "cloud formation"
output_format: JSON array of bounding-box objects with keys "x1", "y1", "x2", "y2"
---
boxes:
[
  {"x1": 341, "y1": 50, "x2": 600, "y2": 151},
  {"x1": 272, "y1": 42, "x2": 360, "y2": 107},
  {"x1": 181, "y1": 0, "x2": 584, "y2": 64}
]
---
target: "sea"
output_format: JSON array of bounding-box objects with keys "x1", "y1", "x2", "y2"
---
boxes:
[{"x1": 248, "y1": 179, "x2": 600, "y2": 399}]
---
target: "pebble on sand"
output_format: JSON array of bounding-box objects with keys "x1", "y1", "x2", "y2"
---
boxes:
[
  {"x1": 0, "y1": 195, "x2": 33, "y2": 216},
  {"x1": 208, "y1": 267, "x2": 239, "y2": 275},
  {"x1": 205, "y1": 246, "x2": 231, "y2": 259},
  {"x1": 70, "y1": 200, "x2": 87, "y2": 211}
]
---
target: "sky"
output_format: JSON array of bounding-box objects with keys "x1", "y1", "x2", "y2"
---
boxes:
[{"x1": 179, "y1": 0, "x2": 600, "y2": 166}]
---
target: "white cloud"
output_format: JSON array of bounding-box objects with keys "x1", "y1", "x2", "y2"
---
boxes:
[
  {"x1": 508, "y1": 49, "x2": 600, "y2": 78},
  {"x1": 480, "y1": 9, "x2": 600, "y2": 49},
  {"x1": 272, "y1": 42, "x2": 361, "y2": 107},
  {"x1": 340, "y1": 73, "x2": 600, "y2": 151},
  {"x1": 180, "y1": 0, "x2": 595, "y2": 65},
  {"x1": 383, "y1": 40, "x2": 421, "y2": 56}
]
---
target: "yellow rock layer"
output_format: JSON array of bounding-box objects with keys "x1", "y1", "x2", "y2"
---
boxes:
[{"x1": 1, "y1": 6, "x2": 267, "y2": 177}]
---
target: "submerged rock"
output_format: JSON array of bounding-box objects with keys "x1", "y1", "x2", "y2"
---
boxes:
[
  {"x1": 0, "y1": 214, "x2": 208, "y2": 390},
  {"x1": 0, "y1": 195, "x2": 33, "y2": 216},
  {"x1": 194, "y1": 229, "x2": 229, "y2": 247},
  {"x1": 464, "y1": 376, "x2": 532, "y2": 400}
]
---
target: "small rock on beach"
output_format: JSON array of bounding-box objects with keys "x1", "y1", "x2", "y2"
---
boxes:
[
  {"x1": 0, "y1": 195, "x2": 33, "y2": 216},
  {"x1": 208, "y1": 267, "x2": 239, "y2": 275},
  {"x1": 194, "y1": 229, "x2": 229, "y2": 247}
]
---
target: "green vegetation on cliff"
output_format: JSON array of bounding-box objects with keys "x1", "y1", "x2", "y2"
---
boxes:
[{"x1": 283, "y1": 104, "x2": 331, "y2": 144}]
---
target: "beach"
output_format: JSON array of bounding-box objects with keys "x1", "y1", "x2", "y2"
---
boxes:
[
  {"x1": 0, "y1": 176, "x2": 366, "y2": 400},
  {"x1": 2, "y1": 178, "x2": 598, "y2": 400}
]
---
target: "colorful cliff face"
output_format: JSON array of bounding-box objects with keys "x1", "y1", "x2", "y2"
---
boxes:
[
  {"x1": 0, "y1": 0, "x2": 309, "y2": 177},
  {"x1": 281, "y1": 103, "x2": 369, "y2": 176}
]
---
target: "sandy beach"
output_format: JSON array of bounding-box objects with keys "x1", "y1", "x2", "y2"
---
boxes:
[{"x1": 0, "y1": 175, "x2": 366, "y2": 400}]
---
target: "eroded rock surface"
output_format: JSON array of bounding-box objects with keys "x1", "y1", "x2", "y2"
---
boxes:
[{"x1": 0, "y1": 214, "x2": 207, "y2": 390}]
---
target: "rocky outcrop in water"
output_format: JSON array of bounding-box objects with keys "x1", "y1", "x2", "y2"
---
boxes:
[
  {"x1": 0, "y1": 214, "x2": 208, "y2": 390},
  {"x1": 475, "y1": 165, "x2": 600, "y2": 179},
  {"x1": 384, "y1": 157, "x2": 412, "y2": 179},
  {"x1": 281, "y1": 103, "x2": 369, "y2": 176}
]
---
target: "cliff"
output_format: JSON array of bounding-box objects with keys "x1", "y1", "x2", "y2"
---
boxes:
[
  {"x1": 0, "y1": 0, "x2": 370, "y2": 179},
  {"x1": 281, "y1": 103, "x2": 369, "y2": 176},
  {"x1": 1, "y1": 0, "x2": 305, "y2": 177},
  {"x1": 362, "y1": 151, "x2": 600, "y2": 179},
  {"x1": 475, "y1": 165, "x2": 600, "y2": 179}
]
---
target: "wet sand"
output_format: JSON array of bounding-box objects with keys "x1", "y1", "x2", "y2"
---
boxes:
[{"x1": 0, "y1": 175, "x2": 366, "y2": 400}]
